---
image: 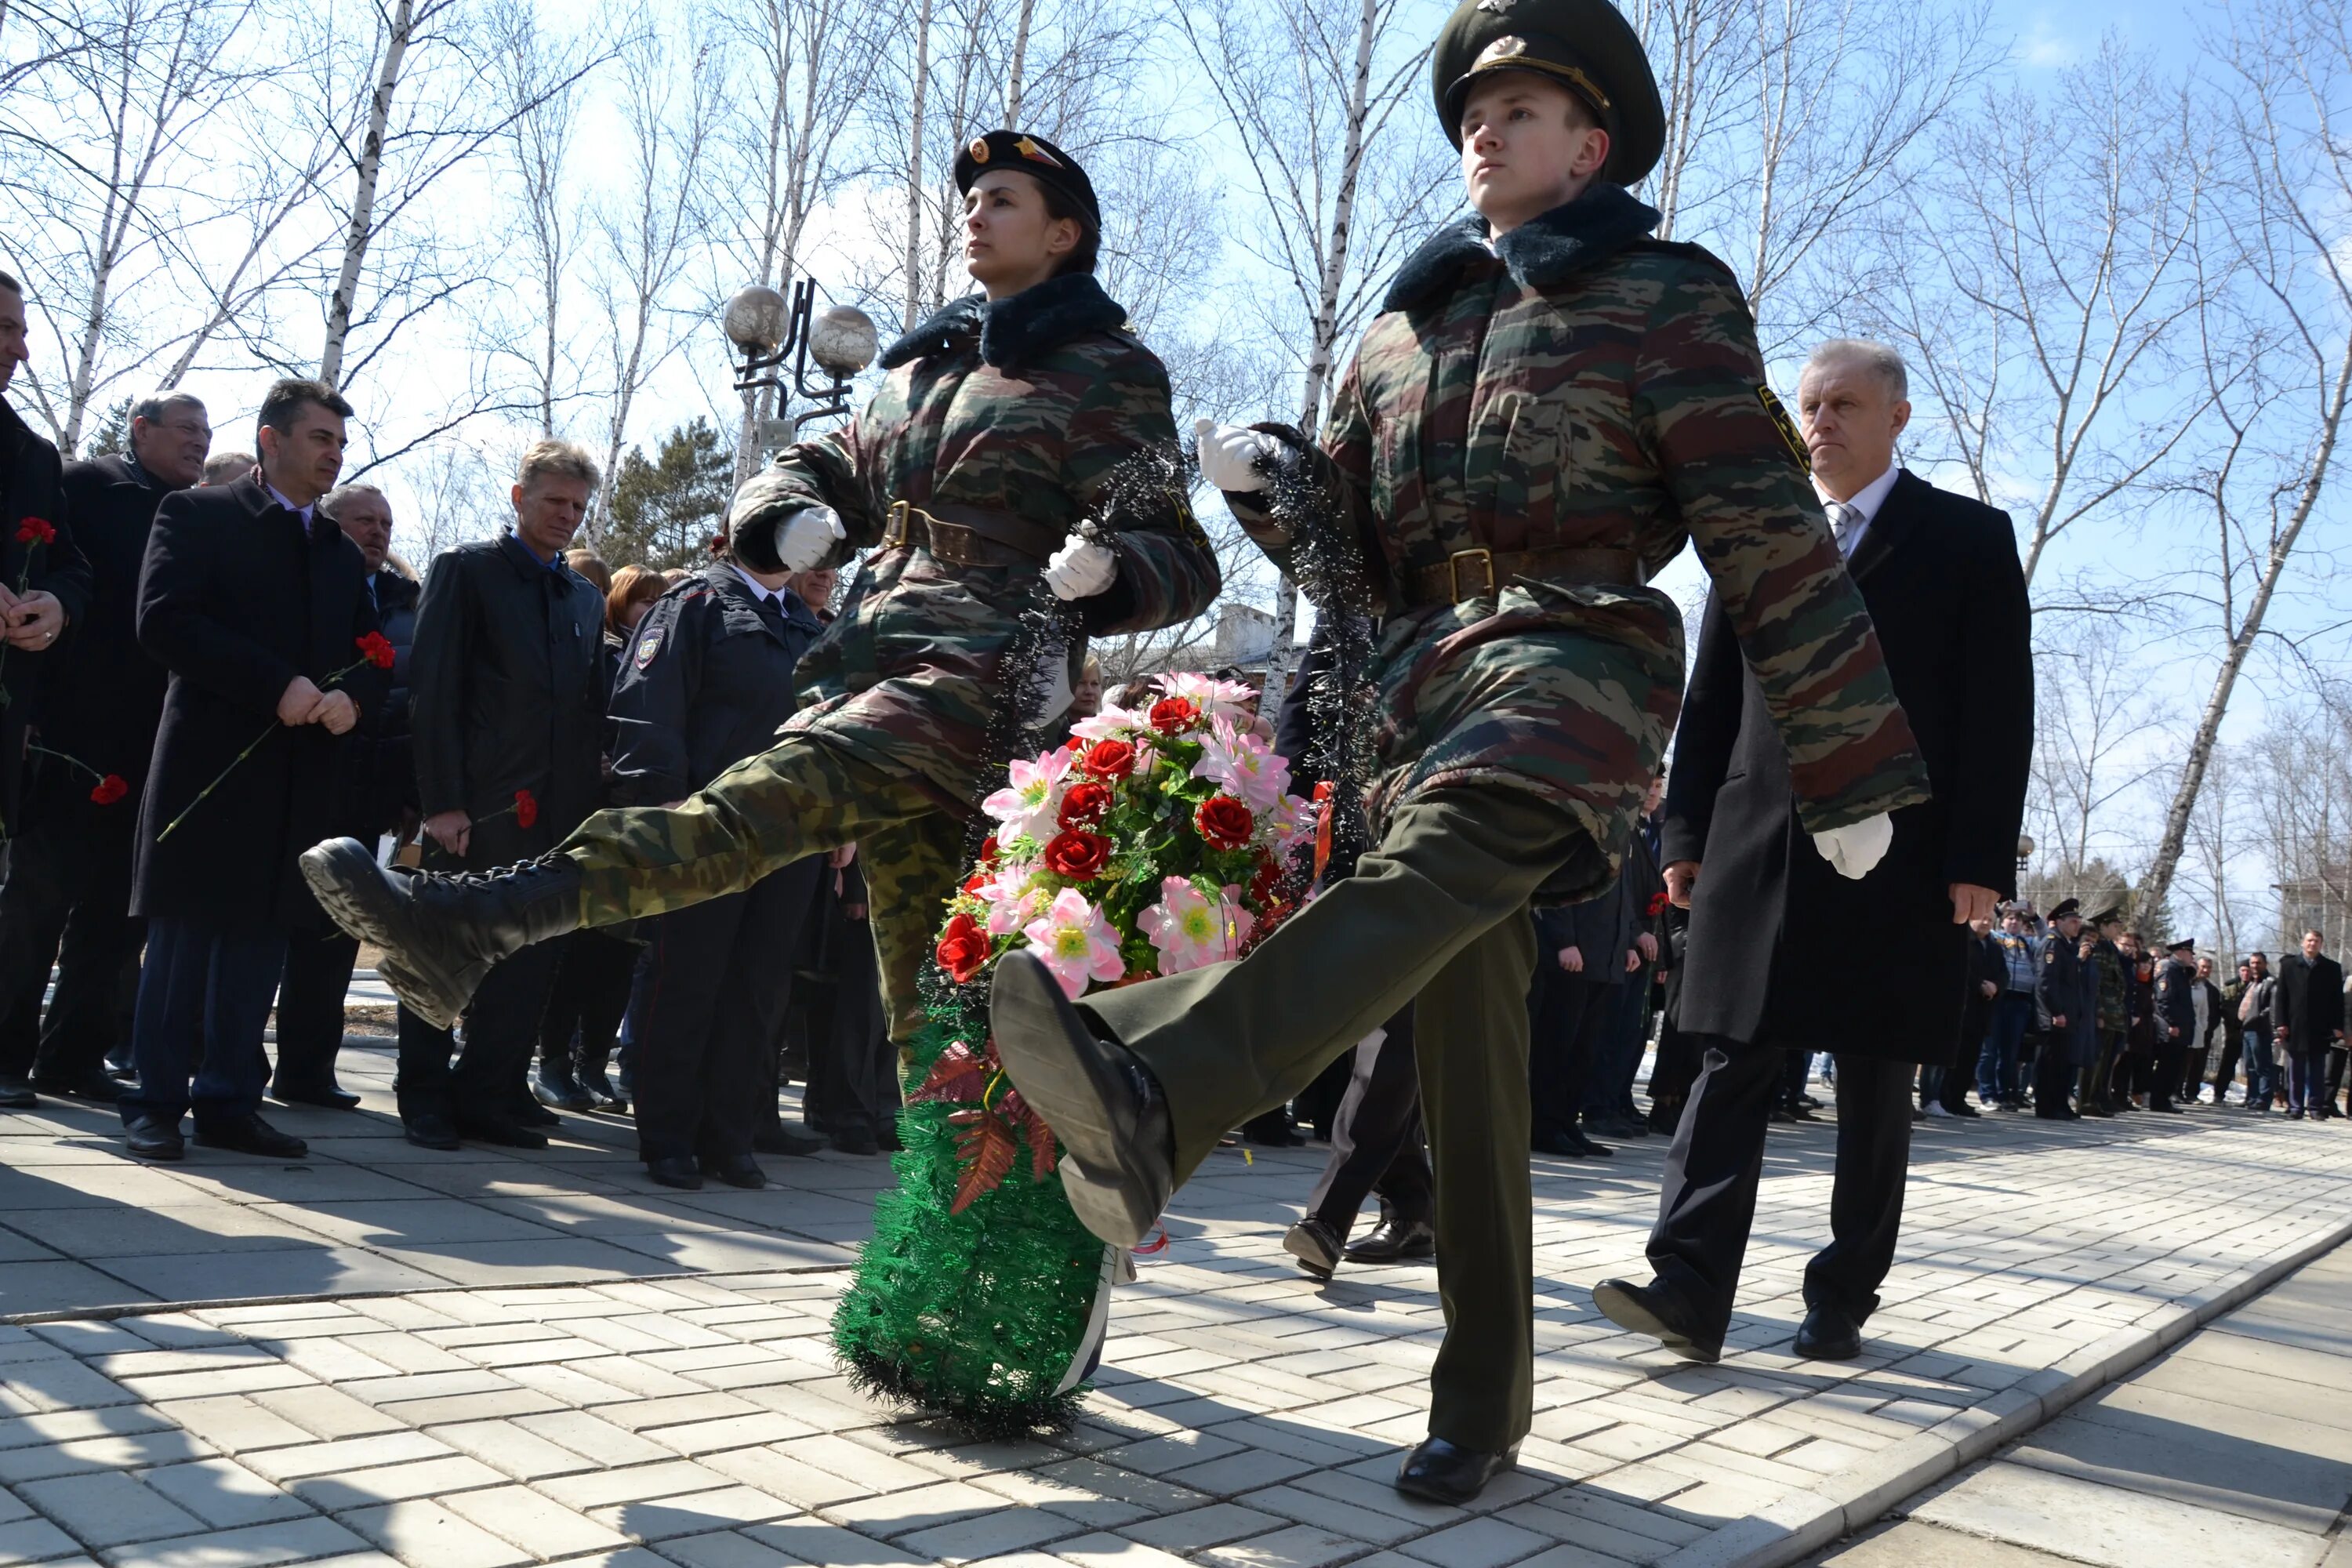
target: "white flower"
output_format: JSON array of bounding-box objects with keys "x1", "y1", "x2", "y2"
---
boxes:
[
  {"x1": 1154, "y1": 670, "x2": 1258, "y2": 722},
  {"x1": 1071, "y1": 702, "x2": 1148, "y2": 742},
  {"x1": 1190, "y1": 715, "x2": 1290, "y2": 813},
  {"x1": 1022, "y1": 887, "x2": 1127, "y2": 999},
  {"x1": 980, "y1": 747, "x2": 1074, "y2": 844},
  {"x1": 1138, "y1": 877, "x2": 1254, "y2": 975}
]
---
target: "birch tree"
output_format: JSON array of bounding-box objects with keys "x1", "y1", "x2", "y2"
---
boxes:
[{"x1": 488, "y1": 0, "x2": 587, "y2": 437}]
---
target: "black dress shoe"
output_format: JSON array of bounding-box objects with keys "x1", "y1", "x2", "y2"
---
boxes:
[
  {"x1": 829, "y1": 1127, "x2": 882, "y2": 1156},
  {"x1": 403, "y1": 1111, "x2": 462, "y2": 1150},
  {"x1": 1530, "y1": 1129, "x2": 1611, "y2": 1159},
  {"x1": 124, "y1": 1116, "x2": 185, "y2": 1160},
  {"x1": 33, "y1": 1073, "x2": 122, "y2": 1102},
  {"x1": 1283, "y1": 1218, "x2": 1343, "y2": 1279},
  {"x1": 510, "y1": 1099, "x2": 561, "y2": 1129},
  {"x1": 1394, "y1": 1436, "x2": 1518, "y2": 1504},
  {"x1": 454, "y1": 1116, "x2": 548, "y2": 1149},
  {"x1": 1343, "y1": 1212, "x2": 1436, "y2": 1264},
  {"x1": 0, "y1": 1076, "x2": 37, "y2": 1109},
  {"x1": 192, "y1": 1113, "x2": 307, "y2": 1158},
  {"x1": 1592, "y1": 1276, "x2": 1722, "y2": 1363},
  {"x1": 754, "y1": 1123, "x2": 827, "y2": 1157},
  {"x1": 270, "y1": 1080, "x2": 360, "y2": 1110},
  {"x1": 648, "y1": 1156, "x2": 703, "y2": 1190},
  {"x1": 532, "y1": 1062, "x2": 595, "y2": 1112},
  {"x1": 298, "y1": 837, "x2": 585, "y2": 1030},
  {"x1": 702, "y1": 1154, "x2": 767, "y2": 1189},
  {"x1": 988, "y1": 951, "x2": 1174, "y2": 1249},
  {"x1": 1794, "y1": 1301, "x2": 1864, "y2": 1360}
]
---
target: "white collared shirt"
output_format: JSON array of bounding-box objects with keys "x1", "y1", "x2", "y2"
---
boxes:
[
  {"x1": 730, "y1": 563, "x2": 790, "y2": 612},
  {"x1": 263, "y1": 481, "x2": 315, "y2": 532},
  {"x1": 1814, "y1": 463, "x2": 1898, "y2": 558}
]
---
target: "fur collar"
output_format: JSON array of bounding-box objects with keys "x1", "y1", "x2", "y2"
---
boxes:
[
  {"x1": 1383, "y1": 184, "x2": 1663, "y2": 313},
  {"x1": 879, "y1": 272, "x2": 1127, "y2": 372}
]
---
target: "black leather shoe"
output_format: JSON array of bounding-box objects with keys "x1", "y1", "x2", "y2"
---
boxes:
[
  {"x1": 125, "y1": 1116, "x2": 184, "y2": 1160},
  {"x1": 989, "y1": 951, "x2": 1174, "y2": 1249},
  {"x1": 648, "y1": 1156, "x2": 703, "y2": 1190},
  {"x1": 270, "y1": 1080, "x2": 360, "y2": 1110},
  {"x1": 1283, "y1": 1218, "x2": 1343, "y2": 1279},
  {"x1": 1344, "y1": 1211, "x2": 1436, "y2": 1264},
  {"x1": 0, "y1": 1075, "x2": 36, "y2": 1109},
  {"x1": 454, "y1": 1116, "x2": 548, "y2": 1149},
  {"x1": 1395, "y1": 1436, "x2": 1518, "y2": 1504},
  {"x1": 193, "y1": 1113, "x2": 307, "y2": 1158},
  {"x1": 754, "y1": 1123, "x2": 827, "y2": 1157},
  {"x1": 403, "y1": 1111, "x2": 462, "y2": 1150},
  {"x1": 1592, "y1": 1276, "x2": 1722, "y2": 1363},
  {"x1": 33, "y1": 1073, "x2": 122, "y2": 1102},
  {"x1": 829, "y1": 1127, "x2": 882, "y2": 1156},
  {"x1": 702, "y1": 1154, "x2": 767, "y2": 1189},
  {"x1": 1794, "y1": 1301, "x2": 1864, "y2": 1360},
  {"x1": 510, "y1": 1098, "x2": 561, "y2": 1129},
  {"x1": 1532, "y1": 1129, "x2": 1610, "y2": 1159},
  {"x1": 578, "y1": 1059, "x2": 627, "y2": 1112},
  {"x1": 298, "y1": 838, "x2": 584, "y2": 1030},
  {"x1": 532, "y1": 1062, "x2": 594, "y2": 1112}
]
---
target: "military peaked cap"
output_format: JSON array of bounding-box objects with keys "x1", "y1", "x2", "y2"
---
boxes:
[
  {"x1": 1432, "y1": 0, "x2": 1665, "y2": 187},
  {"x1": 2088, "y1": 905, "x2": 2124, "y2": 927},
  {"x1": 2049, "y1": 898, "x2": 2082, "y2": 920},
  {"x1": 2167, "y1": 937, "x2": 2196, "y2": 953},
  {"x1": 954, "y1": 130, "x2": 1099, "y2": 233}
]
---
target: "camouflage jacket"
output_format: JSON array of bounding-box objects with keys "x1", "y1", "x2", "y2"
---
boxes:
[
  {"x1": 2092, "y1": 938, "x2": 2129, "y2": 1034},
  {"x1": 1225, "y1": 186, "x2": 1928, "y2": 889},
  {"x1": 760, "y1": 272, "x2": 1221, "y2": 811}
]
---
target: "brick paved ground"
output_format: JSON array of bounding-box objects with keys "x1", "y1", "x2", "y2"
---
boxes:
[{"x1": 4, "y1": 1030, "x2": 2351, "y2": 1568}]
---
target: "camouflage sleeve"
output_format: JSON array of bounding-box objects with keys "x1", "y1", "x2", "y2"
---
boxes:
[
  {"x1": 1633, "y1": 263, "x2": 1929, "y2": 833},
  {"x1": 1067, "y1": 346, "x2": 1223, "y2": 636},
  {"x1": 1223, "y1": 350, "x2": 1382, "y2": 612},
  {"x1": 763, "y1": 404, "x2": 880, "y2": 565}
]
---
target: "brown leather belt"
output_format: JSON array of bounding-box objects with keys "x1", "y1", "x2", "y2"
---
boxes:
[
  {"x1": 1402, "y1": 545, "x2": 1646, "y2": 607},
  {"x1": 880, "y1": 499, "x2": 1062, "y2": 568}
]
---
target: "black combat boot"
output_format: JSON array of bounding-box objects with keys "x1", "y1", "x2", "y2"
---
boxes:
[{"x1": 299, "y1": 839, "x2": 585, "y2": 1030}]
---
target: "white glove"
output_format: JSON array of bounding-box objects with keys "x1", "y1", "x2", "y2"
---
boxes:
[
  {"x1": 1195, "y1": 417, "x2": 1282, "y2": 494},
  {"x1": 1044, "y1": 534, "x2": 1118, "y2": 600},
  {"x1": 1812, "y1": 811, "x2": 1894, "y2": 880},
  {"x1": 771, "y1": 505, "x2": 846, "y2": 572}
]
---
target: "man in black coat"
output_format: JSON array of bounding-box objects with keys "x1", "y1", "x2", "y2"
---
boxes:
[
  {"x1": 2274, "y1": 930, "x2": 2346, "y2": 1120},
  {"x1": 0, "y1": 390, "x2": 195, "y2": 1105},
  {"x1": 2151, "y1": 937, "x2": 2199, "y2": 1113},
  {"x1": 1595, "y1": 337, "x2": 2033, "y2": 1363},
  {"x1": 1530, "y1": 884, "x2": 1638, "y2": 1158},
  {"x1": 118, "y1": 379, "x2": 383, "y2": 1161},
  {"x1": 395, "y1": 441, "x2": 606, "y2": 1151},
  {"x1": 270, "y1": 484, "x2": 421, "y2": 1109},
  {"x1": 2034, "y1": 900, "x2": 2095, "y2": 1118},
  {"x1": 611, "y1": 536, "x2": 827, "y2": 1189}
]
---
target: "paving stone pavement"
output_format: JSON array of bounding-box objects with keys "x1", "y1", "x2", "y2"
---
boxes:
[{"x1": 4, "y1": 1036, "x2": 2352, "y2": 1568}]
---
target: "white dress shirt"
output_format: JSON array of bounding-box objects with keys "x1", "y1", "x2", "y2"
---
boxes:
[
  {"x1": 1814, "y1": 463, "x2": 1898, "y2": 559},
  {"x1": 730, "y1": 564, "x2": 791, "y2": 612},
  {"x1": 264, "y1": 481, "x2": 316, "y2": 532}
]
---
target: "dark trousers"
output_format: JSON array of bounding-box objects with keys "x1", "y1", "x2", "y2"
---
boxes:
[
  {"x1": 1305, "y1": 1005, "x2": 1433, "y2": 1235},
  {"x1": 2324, "y1": 1047, "x2": 2347, "y2": 1113},
  {"x1": 0, "y1": 788, "x2": 140, "y2": 1085},
  {"x1": 2208, "y1": 1033, "x2": 2241, "y2": 1100},
  {"x1": 1581, "y1": 969, "x2": 1651, "y2": 1122},
  {"x1": 538, "y1": 930, "x2": 638, "y2": 1073},
  {"x1": 633, "y1": 861, "x2": 817, "y2": 1163},
  {"x1": 1977, "y1": 993, "x2": 2032, "y2": 1101},
  {"x1": 1527, "y1": 967, "x2": 1619, "y2": 1142},
  {"x1": 395, "y1": 939, "x2": 564, "y2": 1121},
  {"x1": 273, "y1": 927, "x2": 360, "y2": 1094},
  {"x1": 1781, "y1": 1047, "x2": 1813, "y2": 1107},
  {"x1": 1650, "y1": 1038, "x2": 1916, "y2": 1332},
  {"x1": 2032, "y1": 1032, "x2": 2077, "y2": 1115},
  {"x1": 802, "y1": 898, "x2": 896, "y2": 1141},
  {"x1": 118, "y1": 917, "x2": 287, "y2": 1127}
]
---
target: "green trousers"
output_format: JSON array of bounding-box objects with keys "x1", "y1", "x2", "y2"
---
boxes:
[
  {"x1": 557, "y1": 735, "x2": 963, "y2": 1051},
  {"x1": 1083, "y1": 787, "x2": 1588, "y2": 1452}
]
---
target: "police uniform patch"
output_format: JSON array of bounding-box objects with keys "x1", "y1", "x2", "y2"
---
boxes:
[
  {"x1": 1756, "y1": 385, "x2": 1810, "y2": 474},
  {"x1": 635, "y1": 630, "x2": 662, "y2": 670}
]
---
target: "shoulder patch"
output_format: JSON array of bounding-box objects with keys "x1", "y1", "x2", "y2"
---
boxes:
[
  {"x1": 1756, "y1": 386, "x2": 1810, "y2": 473},
  {"x1": 634, "y1": 630, "x2": 663, "y2": 670}
]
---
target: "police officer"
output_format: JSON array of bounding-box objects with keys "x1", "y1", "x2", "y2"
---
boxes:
[
  {"x1": 608, "y1": 523, "x2": 830, "y2": 1189},
  {"x1": 2034, "y1": 899, "x2": 2094, "y2": 1118}
]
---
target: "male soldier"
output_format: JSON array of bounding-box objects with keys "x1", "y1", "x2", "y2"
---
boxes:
[
  {"x1": 982, "y1": 0, "x2": 1928, "y2": 1502},
  {"x1": 2084, "y1": 906, "x2": 2129, "y2": 1114},
  {"x1": 2034, "y1": 898, "x2": 2093, "y2": 1117}
]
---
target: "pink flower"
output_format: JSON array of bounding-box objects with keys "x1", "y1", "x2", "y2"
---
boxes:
[
  {"x1": 980, "y1": 746, "x2": 1074, "y2": 844},
  {"x1": 1154, "y1": 670, "x2": 1258, "y2": 721},
  {"x1": 974, "y1": 862, "x2": 1045, "y2": 935},
  {"x1": 1268, "y1": 792, "x2": 1319, "y2": 852},
  {"x1": 1190, "y1": 716, "x2": 1290, "y2": 813},
  {"x1": 1138, "y1": 877, "x2": 1255, "y2": 975},
  {"x1": 1022, "y1": 887, "x2": 1127, "y2": 1000},
  {"x1": 1069, "y1": 702, "x2": 1147, "y2": 742}
]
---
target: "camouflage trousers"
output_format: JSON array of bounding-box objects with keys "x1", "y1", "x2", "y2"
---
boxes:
[{"x1": 557, "y1": 734, "x2": 968, "y2": 1051}]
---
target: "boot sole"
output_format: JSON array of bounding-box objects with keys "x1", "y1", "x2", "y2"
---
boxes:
[
  {"x1": 989, "y1": 953, "x2": 1168, "y2": 1250},
  {"x1": 298, "y1": 840, "x2": 476, "y2": 1030},
  {"x1": 1283, "y1": 1225, "x2": 1340, "y2": 1279},
  {"x1": 1592, "y1": 1279, "x2": 1722, "y2": 1363}
]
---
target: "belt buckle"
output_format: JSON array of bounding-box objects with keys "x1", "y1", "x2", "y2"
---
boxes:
[
  {"x1": 1449, "y1": 548, "x2": 1496, "y2": 601},
  {"x1": 884, "y1": 499, "x2": 912, "y2": 549}
]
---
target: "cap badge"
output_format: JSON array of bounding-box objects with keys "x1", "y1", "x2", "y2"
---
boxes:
[
  {"x1": 1475, "y1": 34, "x2": 1530, "y2": 65},
  {"x1": 968, "y1": 136, "x2": 990, "y2": 163},
  {"x1": 1013, "y1": 135, "x2": 1064, "y2": 167},
  {"x1": 1475, "y1": 0, "x2": 1517, "y2": 12}
]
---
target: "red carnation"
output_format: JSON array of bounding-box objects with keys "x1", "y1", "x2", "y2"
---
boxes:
[
  {"x1": 1042, "y1": 828, "x2": 1112, "y2": 881},
  {"x1": 1194, "y1": 794, "x2": 1254, "y2": 851},
  {"x1": 13, "y1": 517, "x2": 54, "y2": 546},
  {"x1": 936, "y1": 911, "x2": 989, "y2": 984},
  {"x1": 89, "y1": 773, "x2": 129, "y2": 806},
  {"x1": 1058, "y1": 779, "x2": 1112, "y2": 828},
  {"x1": 1647, "y1": 891, "x2": 1671, "y2": 917},
  {"x1": 1079, "y1": 739, "x2": 1137, "y2": 780},
  {"x1": 513, "y1": 788, "x2": 539, "y2": 829},
  {"x1": 355, "y1": 631, "x2": 397, "y2": 670},
  {"x1": 1149, "y1": 696, "x2": 1198, "y2": 735}
]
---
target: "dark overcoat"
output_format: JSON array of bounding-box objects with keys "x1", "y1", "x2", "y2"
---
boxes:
[
  {"x1": 1664, "y1": 470, "x2": 2033, "y2": 1064},
  {"x1": 132, "y1": 475, "x2": 384, "y2": 927},
  {"x1": 0, "y1": 400, "x2": 94, "y2": 829},
  {"x1": 2037, "y1": 932, "x2": 2099, "y2": 1069},
  {"x1": 2274, "y1": 953, "x2": 2347, "y2": 1053},
  {"x1": 40, "y1": 453, "x2": 175, "y2": 800},
  {"x1": 408, "y1": 532, "x2": 604, "y2": 870}
]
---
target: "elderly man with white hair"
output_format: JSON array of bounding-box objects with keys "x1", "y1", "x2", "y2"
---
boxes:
[{"x1": 1594, "y1": 337, "x2": 2035, "y2": 1365}]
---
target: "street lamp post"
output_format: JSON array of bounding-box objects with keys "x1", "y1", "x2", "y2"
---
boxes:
[{"x1": 724, "y1": 280, "x2": 878, "y2": 485}]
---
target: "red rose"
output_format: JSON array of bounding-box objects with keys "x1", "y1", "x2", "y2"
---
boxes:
[
  {"x1": 1058, "y1": 779, "x2": 1112, "y2": 828},
  {"x1": 963, "y1": 872, "x2": 988, "y2": 895},
  {"x1": 1149, "y1": 696, "x2": 1198, "y2": 734},
  {"x1": 514, "y1": 788, "x2": 539, "y2": 829},
  {"x1": 355, "y1": 631, "x2": 397, "y2": 670},
  {"x1": 90, "y1": 774, "x2": 129, "y2": 806},
  {"x1": 1194, "y1": 794, "x2": 1254, "y2": 851},
  {"x1": 936, "y1": 911, "x2": 989, "y2": 984},
  {"x1": 1042, "y1": 828, "x2": 1112, "y2": 880},
  {"x1": 978, "y1": 834, "x2": 1000, "y2": 867},
  {"x1": 1065, "y1": 736, "x2": 1084, "y2": 751},
  {"x1": 13, "y1": 517, "x2": 54, "y2": 546},
  {"x1": 1249, "y1": 851, "x2": 1282, "y2": 907},
  {"x1": 1080, "y1": 739, "x2": 1136, "y2": 779}
]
